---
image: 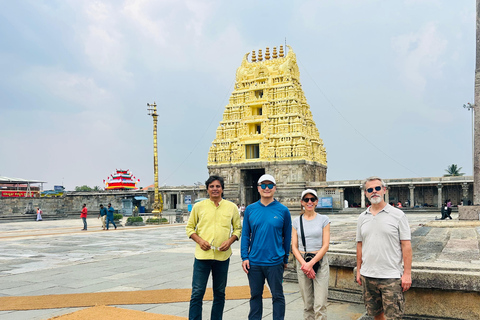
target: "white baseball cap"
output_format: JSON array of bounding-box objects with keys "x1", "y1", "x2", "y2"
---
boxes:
[
  {"x1": 301, "y1": 189, "x2": 318, "y2": 199},
  {"x1": 258, "y1": 174, "x2": 276, "y2": 185}
]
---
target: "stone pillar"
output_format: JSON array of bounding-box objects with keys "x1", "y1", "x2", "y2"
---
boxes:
[
  {"x1": 474, "y1": 0, "x2": 480, "y2": 205},
  {"x1": 339, "y1": 188, "x2": 345, "y2": 209},
  {"x1": 385, "y1": 187, "x2": 390, "y2": 205},
  {"x1": 409, "y1": 185, "x2": 415, "y2": 208},
  {"x1": 360, "y1": 185, "x2": 365, "y2": 208},
  {"x1": 462, "y1": 183, "x2": 469, "y2": 204},
  {"x1": 437, "y1": 184, "x2": 443, "y2": 208},
  {"x1": 180, "y1": 192, "x2": 184, "y2": 210}
]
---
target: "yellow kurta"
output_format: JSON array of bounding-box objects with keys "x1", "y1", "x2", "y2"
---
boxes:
[{"x1": 186, "y1": 198, "x2": 242, "y2": 261}]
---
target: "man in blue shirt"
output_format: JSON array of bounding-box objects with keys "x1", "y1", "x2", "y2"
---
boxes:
[
  {"x1": 241, "y1": 174, "x2": 292, "y2": 320},
  {"x1": 106, "y1": 203, "x2": 117, "y2": 230}
]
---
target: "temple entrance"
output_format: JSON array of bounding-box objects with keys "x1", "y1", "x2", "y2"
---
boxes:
[
  {"x1": 242, "y1": 169, "x2": 265, "y2": 206},
  {"x1": 171, "y1": 194, "x2": 177, "y2": 209}
]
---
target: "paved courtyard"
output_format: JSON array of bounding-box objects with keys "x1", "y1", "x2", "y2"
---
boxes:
[{"x1": 0, "y1": 211, "x2": 477, "y2": 319}]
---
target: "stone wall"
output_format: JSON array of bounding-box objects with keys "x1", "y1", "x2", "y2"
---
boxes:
[
  {"x1": 0, "y1": 191, "x2": 146, "y2": 217},
  {"x1": 0, "y1": 187, "x2": 208, "y2": 217}
]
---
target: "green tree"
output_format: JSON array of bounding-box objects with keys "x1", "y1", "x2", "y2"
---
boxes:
[
  {"x1": 93, "y1": 186, "x2": 101, "y2": 191},
  {"x1": 75, "y1": 185, "x2": 93, "y2": 192},
  {"x1": 444, "y1": 164, "x2": 465, "y2": 177}
]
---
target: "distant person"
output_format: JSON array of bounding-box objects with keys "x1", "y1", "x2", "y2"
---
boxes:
[
  {"x1": 240, "y1": 204, "x2": 246, "y2": 217},
  {"x1": 356, "y1": 176, "x2": 412, "y2": 320},
  {"x1": 185, "y1": 175, "x2": 242, "y2": 320},
  {"x1": 106, "y1": 203, "x2": 117, "y2": 230},
  {"x1": 241, "y1": 174, "x2": 292, "y2": 320},
  {"x1": 440, "y1": 202, "x2": 452, "y2": 220},
  {"x1": 440, "y1": 203, "x2": 448, "y2": 220},
  {"x1": 447, "y1": 200, "x2": 452, "y2": 219},
  {"x1": 98, "y1": 204, "x2": 107, "y2": 230},
  {"x1": 80, "y1": 204, "x2": 88, "y2": 230},
  {"x1": 344, "y1": 199, "x2": 349, "y2": 208},
  {"x1": 292, "y1": 189, "x2": 330, "y2": 320},
  {"x1": 397, "y1": 201, "x2": 402, "y2": 208},
  {"x1": 36, "y1": 207, "x2": 43, "y2": 221}
]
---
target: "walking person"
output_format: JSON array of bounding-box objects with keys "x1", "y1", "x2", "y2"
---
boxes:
[
  {"x1": 356, "y1": 177, "x2": 412, "y2": 320},
  {"x1": 106, "y1": 203, "x2": 117, "y2": 230},
  {"x1": 80, "y1": 204, "x2": 88, "y2": 230},
  {"x1": 98, "y1": 204, "x2": 107, "y2": 230},
  {"x1": 186, "y1": 175, "x2": 242, "y2": 320},
  {"x1": 440, "y1": 202, "x2": 449, "y2": 220},
  {"x1": 292, "y1": 189, "x2": 330, "y2": 320},
  {"x1": 241, "y1": 174, "x2": 292, "y2": 320},
  {"x1": 446, "y1": 199, "x2": 453, "y2": 219},
  {"x1": 36, "y1": 207, "x2": 43, "y2": 221}
]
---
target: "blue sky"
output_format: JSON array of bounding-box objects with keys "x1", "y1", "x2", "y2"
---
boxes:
[{"x1": 0, "y1": 0, "x2": 475, "y2": 190}]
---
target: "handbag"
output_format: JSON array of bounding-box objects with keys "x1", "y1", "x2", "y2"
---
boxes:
[{"x1": 300, "y1": 215, "x2": 321, "y2": 273}]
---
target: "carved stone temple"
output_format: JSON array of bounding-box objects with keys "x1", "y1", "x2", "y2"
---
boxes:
[{"x1": 207, "y1": 45, "x2": 327, "y2": 210}]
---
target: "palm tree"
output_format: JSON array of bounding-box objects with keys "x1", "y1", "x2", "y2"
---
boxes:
[{"x1": 444, "y1": 164, "x2": 465, "y2": 177}]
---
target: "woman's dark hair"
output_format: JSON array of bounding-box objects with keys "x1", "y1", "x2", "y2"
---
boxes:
[{"x1": 205, "y1": 175, "x2": 225, "y2": 189}]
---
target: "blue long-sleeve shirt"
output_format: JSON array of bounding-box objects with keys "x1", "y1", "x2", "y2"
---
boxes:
[
  {"x1": 107, "y1": 207, "x2": 115, "y2": 219},
  {"x1": 241, "y1": 199, "x2": 292, "y2": 266}
]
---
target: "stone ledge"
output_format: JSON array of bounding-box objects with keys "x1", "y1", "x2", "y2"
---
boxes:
[
  {"x1": 424, "y1": 220, "x2": 480, "y2": 227},
  {"x1": 458, "y1": 205, "x2": 480, "y2": 220},
  {"x1": 327, "y1": 251, "x2": 480, "y2": 292}
]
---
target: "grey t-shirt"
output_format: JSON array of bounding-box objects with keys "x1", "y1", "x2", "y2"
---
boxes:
[
  {"x1": 356, "y1": 204, "x2": 411, "y2": 279},
  {"x1": 292, "y1": 214, "x2": 330, "y2": 252}
]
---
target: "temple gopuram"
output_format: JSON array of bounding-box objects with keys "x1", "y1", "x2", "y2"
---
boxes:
[{"x1": 207, "y1": 45, "x2": 327, "y2": 210}]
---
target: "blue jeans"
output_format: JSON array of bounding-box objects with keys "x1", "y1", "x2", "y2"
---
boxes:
[
  {"x1": 106, "y1": 216, "x2": 116, "y2": 230},
  {"x1": 247, "y1": 264, "x2": 285, "y2": 320},
  {"x1": 81, "y1": 217, "x2": 87, "y2": 230},
  {"x1": 189, "y1": 258, "x2": 230, "y2": 320}
]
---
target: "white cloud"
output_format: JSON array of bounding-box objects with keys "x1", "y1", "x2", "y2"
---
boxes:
[
  {"x1": 26, "y1": 66, "x2": 110, "y2": 110},
  {"x1": 391, "y1": 22, "x2": 448, "y2": 93},
  {"x1": 70, "y1": 1, "x2": 132, "y2": 81}
]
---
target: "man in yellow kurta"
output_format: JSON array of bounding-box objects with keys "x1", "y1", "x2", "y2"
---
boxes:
[{"x1": 186, "y1": 175, "x2": 242, "y2": 320}]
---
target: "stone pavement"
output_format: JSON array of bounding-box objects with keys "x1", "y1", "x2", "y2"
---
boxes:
[{"x1": 0, "y1": 212, "x2": 478, "y2": 319}]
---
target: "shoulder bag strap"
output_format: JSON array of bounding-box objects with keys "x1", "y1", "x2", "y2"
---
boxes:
[{"x1": 300, "y1": 214, "x2": 307, "y2": 252}]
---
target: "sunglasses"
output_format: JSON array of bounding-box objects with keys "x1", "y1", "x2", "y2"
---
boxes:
[
  {"x1": 366, "y1": 186, "x2": 382, "y2": 193},
  {"x1": 302, "y1": 197, "x2": 317, "y2": 203},
  {"x1": 259, "y1": 183, "x2": 275, "y2": 189}
]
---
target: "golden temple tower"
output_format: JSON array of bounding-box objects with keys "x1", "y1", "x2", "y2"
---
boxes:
[{"x1": 207, "y1": 45, "x2": 327, "y2": 208}]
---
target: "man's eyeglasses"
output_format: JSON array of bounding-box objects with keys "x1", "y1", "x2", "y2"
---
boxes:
[
  {"x1": 366, "y1": 186, "x2": 382, "y2": 193},
  {"x1": 302, "y1": 197, "x2": 317, "y2": 203},
  {"x1": 259, "y1": 183, "x2": 275, "y2": 189}
]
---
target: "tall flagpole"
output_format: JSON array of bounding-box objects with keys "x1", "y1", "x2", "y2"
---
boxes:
[{"x1": 147, "y1": 102, "x2": 163, "y2": 216}]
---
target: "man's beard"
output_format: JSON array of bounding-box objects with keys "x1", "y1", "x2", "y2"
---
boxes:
[{"x1": 369, "y1": 195, "x2": 383, "y2": 204}]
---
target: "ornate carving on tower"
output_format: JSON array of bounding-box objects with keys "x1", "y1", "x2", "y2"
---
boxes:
[{"x1": 208, "y1": 45, "x2": 327, "y2": 176}]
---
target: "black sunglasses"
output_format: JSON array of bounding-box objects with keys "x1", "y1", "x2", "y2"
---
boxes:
[
  {"x1": 366, "y1": 186, "x2": 382, "y2": 193},
  {"x1": 302, "y1": 197, "x2": 317, "y2": 202},
  {"x1": 259, "y1": 183, "x2": 275, "y2": 189}
]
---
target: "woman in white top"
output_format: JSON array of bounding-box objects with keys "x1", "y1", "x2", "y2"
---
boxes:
[
  {"x1": 292, "y1": 189, "x2": 330, "y2": 320},
  {"x1": 36, "y1": 207, "x2": 43, "y2": 221}
]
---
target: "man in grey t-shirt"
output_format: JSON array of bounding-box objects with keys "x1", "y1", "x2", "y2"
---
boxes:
[{"x1": 356, "y1": 176, "x2": 412, "y2": 320}]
